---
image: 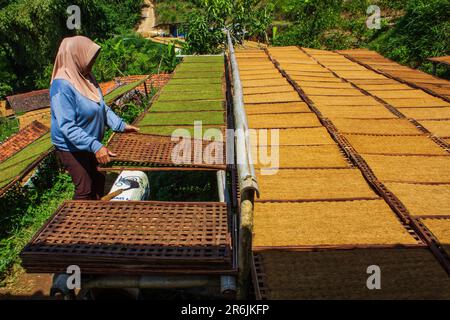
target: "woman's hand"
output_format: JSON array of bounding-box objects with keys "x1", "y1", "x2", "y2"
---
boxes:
[
  {"x1": 95, "y1": 146, "x2": 117, "y2": 164},
  {"x1": 124, "y1": 124, "x2": 139, "y2": 133}
]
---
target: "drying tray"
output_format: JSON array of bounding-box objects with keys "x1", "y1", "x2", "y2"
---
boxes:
[
  {"x1": 99, "y1": 132, "x2": 226, "y2": 171},
  {"x1": 21, "y1": 201, "x2": 233, "y2": 274}
]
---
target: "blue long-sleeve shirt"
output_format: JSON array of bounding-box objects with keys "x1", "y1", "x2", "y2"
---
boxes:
[{"x1": 50, "y1": 79, "x2": 125, "y2": 153}]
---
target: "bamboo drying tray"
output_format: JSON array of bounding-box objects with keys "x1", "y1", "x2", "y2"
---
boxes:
[
  {"x1": 244, "y1": 92, "x2": 301, "y2": 104},
  {"x1": 421, "y1": 218, "x2": 450, "y2": 257},
  {"x1": 302, "y1": 88, "x2": 364, "y2": 96},
  {"x1": 400, "y1": 107, "x2": 450, "y2": 120},
  {"x1": 243, "y1": 85, "x2": 294, "y2": 95},
  {"x1": 367, "y1": 90, "x2": 432, "y2": 100},
  {"x1": 247, "y1": 113, "x2": 321, "y2": 129},
  {"x1": 250, "y1": 127, "x2": 335, "y2": 146},
  {"x1": 245, "y1": 102, "x2": 311, "y2": 114},
  {"x1": 362, "y1": 154, "x2": 450, "y2": 183},
  {"x1": 242, "y1": 79, "x2": 290, "y2": 88},
  {"x1": 299, "y1": 82, "x2": 354, "y2": 89},
  {"x1": 383, "y1": 98, "x2": 448, "y2": 108},
  {"x1": 357, "y1": 84, "x2": 413, "y2": 91},
  {"x1": 291, "y1": 76, "x2": 342, "y2": 83},
  {"x1": 254, "y1": 249, "x2": 450, "y2": 299},
  {"x1": 331, "y1": 118, "x2": 420, "y2": 135},
  {"x1": 252, "y1": 145, "x2": 349, "y2": 169},
  {"x1": 310, "y1": 96, "x2": 380, "y2": 106},
  {"x1": 317, "y1": 105, "x2": 396, "y2": 119},
  {"x1": 256, "y1": 168, "x2": 377, "y2": 201},
  {"x1": 420, "y1": 120, "x2": 450, "y2": 137},
  {"x1": 253, "y1": 199, "x2": 418, "y2": 248},
  {"x1": 385, "y1": 182, "x2": 450, "y2": 217},
  {"x1": 344, "y1": 134, "x2": 447, "y2": 155}
]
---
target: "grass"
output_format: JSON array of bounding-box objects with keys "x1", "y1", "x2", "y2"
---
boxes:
[
  {"x1": 148, "y1": 171, "x2": 218, "y2": 202},
  {"x1": 139, "y1": 111, "x2": 224, "y2": 126},
  {"x1": 158, "y1": 91, "x2": 224, "y2": 102},
  {"x1": 0, "y1": 117, "x2": 19, "y2": 143},
  {"x1": 0, "y1": 133, "x2": 52, "y2": 188},
  {"x1": 0, "y1": 173, "x2": 73, "y2": 284},
  {"x1": 150, "y1": 100, "x2": 224, "y2": 112}
]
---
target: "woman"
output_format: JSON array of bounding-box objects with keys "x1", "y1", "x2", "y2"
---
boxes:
[{"x1": 50, "y1": 36, "x2": 138, "y2": 200}]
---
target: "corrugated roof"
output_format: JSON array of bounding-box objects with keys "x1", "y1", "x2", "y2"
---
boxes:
[{"x1": 6, "y1": 89, "x2": 49, "y2": 113}]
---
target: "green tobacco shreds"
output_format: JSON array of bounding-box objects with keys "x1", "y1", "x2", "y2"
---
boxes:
[
  {"x1": 139, "y1": 111, "x2": 224, "y2": 126},
  {"x1": 139, "y1": 125, "x2": 224, "y2": 137},
  {"x1": 176, "y1": 64, "x2": 224, "y2": 72},
  {"x1": 173, "y1": 71, "x2": 223, "y2": 79},
  {"x1": 150, "y1": 100, "x2": 224, "y2": 112},
  {"x1": 183, "y1": 56, "x2": 223, "y2": 63},
  {"x1": 158, "y1": 90, "x2": 223, "y2": 101},
  {"x1": 168, "y1": 78, "x2": 222, "y2": 85},
  {"x1": 163, "y1": 83, "x2": 222, "y2": 93},
  {"x1": 0, "y1": 133, "x2": 52, "y2": 188},
  {"x1": 104, "y1": 78, "x2": 147, "y2": 104}
]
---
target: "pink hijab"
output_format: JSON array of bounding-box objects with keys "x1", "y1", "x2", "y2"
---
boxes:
[{"x1": 51, "y1": 36, "x2": 101, "y2": 103}]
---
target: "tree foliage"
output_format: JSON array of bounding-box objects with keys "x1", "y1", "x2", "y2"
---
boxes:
[
  {"x1": 370, "y1": 0, "x2": 450, "y2": 77},
  {"x1": 271, "y1": 0, "x2": 449, "y2": 78},
  {"x1": 0, "y1": 0, "x2": 145, "y2": 97},
  {"x1": 155, "y1": 0, "x2": 196, "y2": 25},
  {"x1": 92, "y1": 33, "x2": 175, "y2": 83},
  {"x1": 183, "y1": 0, "x2": 275, "y2": 54}
]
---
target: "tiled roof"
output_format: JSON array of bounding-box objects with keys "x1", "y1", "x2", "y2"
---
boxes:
[
  {"x1": 6, "y1": 89, "x2": 50, "y2": 113},
  {"x1": 99, "y1": 80, "x2": 120, "y2": 96},
  {"x1": 0, "y1": 120, "x2": 49, "y2": 162},
  {"x1": 4, "y1": 75, "x2": 170, "y2": 114}
]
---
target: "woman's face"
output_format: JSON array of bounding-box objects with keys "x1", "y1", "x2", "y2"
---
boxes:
[{"x1": 84, "y1": 49, "x2": 100, "y2": 76}]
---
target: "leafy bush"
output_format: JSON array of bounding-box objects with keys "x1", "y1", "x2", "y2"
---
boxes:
[
  {"x1": 92, "y1": 33, "x2": 172, "y2": 83},
  {"x1": 0, "y1": 117, "x2": 18, "y2": 143},
  {"x1": 0, "y1": 154, "x2": 74, "y2": 282},
  {"x1": 370, "y1": 0, "x2": 450, "y2": 77}
]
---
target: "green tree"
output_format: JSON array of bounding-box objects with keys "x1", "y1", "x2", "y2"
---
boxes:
[
  {"x1": 370, "y1": 0, "x2": 450, "y2": 76},
  {"x1": 183, "y1": 0, "x2": 274, "y2": 54},
  {"x1": 0, "y1": 0, "x2": 144, "y2": 96}
]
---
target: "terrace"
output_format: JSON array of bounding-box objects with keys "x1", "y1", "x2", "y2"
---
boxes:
[{"x1": 1, "y1": 37, "x2": 449, "y2": 300}]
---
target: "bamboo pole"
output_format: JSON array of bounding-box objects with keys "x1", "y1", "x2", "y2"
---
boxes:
[{"x1": 226, "y1": 30, "x2": 259, "y2": 299}]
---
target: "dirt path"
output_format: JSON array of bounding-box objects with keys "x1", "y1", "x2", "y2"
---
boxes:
[
  {"x1": 0, "y1": 266, "x2": 53, "y2": 300},
  {"x1": 137, "y1": 0, "x2": 157, "y2": 37}
]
